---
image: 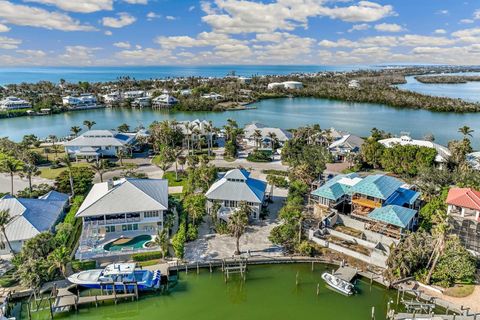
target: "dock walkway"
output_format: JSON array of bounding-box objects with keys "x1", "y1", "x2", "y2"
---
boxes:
[{"x1": 333, "y1": 266, "x2": 357, "y2": 282}]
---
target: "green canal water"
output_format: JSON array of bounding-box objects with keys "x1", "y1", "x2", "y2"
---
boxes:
[{"x1": 19, "y1": 264, "x2": 404, "y2": 320}]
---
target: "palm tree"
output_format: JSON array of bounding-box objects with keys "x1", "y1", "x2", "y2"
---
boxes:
[
  {"x1": 117, "y1": 148, "x2": 126, "y2": 166},
  {"x1": 228, "y1": 201, "x2": 250, "y2": 255},
  {"x1": 266, "y1": 175, "x2": 276, "y2": 198},
  {"x1": 425, "y1": 219, "x2": 449, "y2": 284},
  {"x1": 48, "y1": 135, "x2": 58, "y2": 159},
  {"x1": 253, "y1": 129, "x2": 262, "y2": 149},
  {"x1": 205, "y1": 121, "x2": 214, "y2": 156},
  {"x1": 70, "y1": 126, "x2": 82, "y2": 137},
  {"x1": 458, "y1": 125, "x2": 474, "y2": 139},
  {"x1": 83, "y1": 120, "x2": 96, "y2": 130},
  {"x1": 154, "y1": 229, "x2": 169, "y2": 260},
  {"x1": 91, "y1": 159, "x2": 106, "y2": 182},
  {"x1": 0, "y1": 210, "x2": 13, "y2": 254},
  {"x1": 61, "y1": 155, "x2": 75, "y2": 197},
  {"x1": 0, "y1": 155, "x2": 24, "y2": 195},
  {"x1": 48, "y1": 246, "x2": 71, "y2": 277},
  {"x1": 19, "y1": 162, "x2": 40, "y2": 195},
  {"x1": 267, "y1": 131, "x2": 277, "y2": 152},
  {"x1": 187, "y1": 123, "x2": 196, "y2": 155}
]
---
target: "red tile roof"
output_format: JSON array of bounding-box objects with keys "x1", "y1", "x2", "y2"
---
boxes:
[{"x1": 446, "y1": 188, "x2": 480, "y2": 211}]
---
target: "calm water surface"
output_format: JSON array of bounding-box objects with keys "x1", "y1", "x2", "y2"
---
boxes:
[
  {"x1": 21, "y1": 264, "x2": 401, "y2": 320},
  {"x1": 1, "y1": 97, "x2": 477, "y2": 147}
]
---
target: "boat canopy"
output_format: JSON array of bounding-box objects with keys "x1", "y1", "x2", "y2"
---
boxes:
[{"x1": 103, "y1": 263, "x2": 136, "y2": 276}]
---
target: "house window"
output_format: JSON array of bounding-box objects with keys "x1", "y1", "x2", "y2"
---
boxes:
[
  {"x1": 133, "y1": 224, "x2": 138, "y2": 230},
  {"x1": 106, "y1": 225, "x2": 116, "y2": 233},
  {"x1": 145, "y1": 211, "x2": 159, "y2": 218}
]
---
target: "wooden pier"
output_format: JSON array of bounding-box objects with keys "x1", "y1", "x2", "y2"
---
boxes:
[
  {"x1": 222, "y1": 260, "x2": 247, "y2": 282},
  {"x1": 333, "y1": 266, "x2": 358, "y2": 282},
  {"x1": 394, "y1": 313, "x2": 479, "y2": 320}
]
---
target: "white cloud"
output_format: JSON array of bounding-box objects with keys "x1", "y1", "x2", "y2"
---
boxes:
[
  {"x1": 123, "y1": 0, "x2": 148, "y2": 4},
  {"x1": 374, "y1": 23, "x2": 405, "y2": 33},
  {"x1": 113, "y1": 41, "x2": 131, "y2": 49},
  {"x1": 434, "y1": 29, "x2": 446, "y2": 34},
  {"x1": 319, "y1": 34, "x2": 454, "y2": 48},
  {"x1": 0, "y1": 24, "x2": 10, "y2": 32},
  {"x1": 348, "y1": 24, "x2": 370, "y2": 32},
  {"x1": 452, "y1": 27, "x2": 480, "y2": 43},
  {"x1": 474, "y1": 9, "x2": 480, "y2": 19},
  {"x1": 460, "y1": 19, "x2": 474, "y2": 24},
  {"x1": 0, "y1": 1, "x2": 96, "y2": 31},
  {"x1": 188, "y1": 5, "x2": 195, "y2": 12},
  {"x1": 436, "y1": 9, "x2": 449, "y2": 15},
  {"x1": 24, "y1": 0, "x2": 112, "y2": 13},
  {"x1": 16, "y1": 49, "x2": 46, "y2": 57},
  {"x1": 0, "y1": 36, "x2": 21, "y2": 49},
  {"x1": 166, "y1": 16, "x2": 176, "y2": 21},
  {"x1": 147, "y1": 12, "x2": 161, "y2": 20},
  {"x1": 104, "y1": 30, "x2": 112, "y2": 36},
  {"x1": 201, "y1": 0, "x2": 394, "y2": 34},
  {"x1": 58, "y1": 46, "x2": 101, "y2": 65},
  {"x1": 102, "y1": 12, "x2": 136, "y2": 28}
]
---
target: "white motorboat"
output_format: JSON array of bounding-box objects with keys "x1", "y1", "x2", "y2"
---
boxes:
[
  {"x1": 321, "y1": 272, "x2": 354, "y2": 295},
  {"x1": 68, "y1": 263, "x2": 161, "y2": 291}
]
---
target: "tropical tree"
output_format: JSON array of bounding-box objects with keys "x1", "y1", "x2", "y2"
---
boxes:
[
  {"x1": 19, "y1": 162, "x2": 40, "y2": 196},
  {"x1": 0, "y1": 154, "x2": 24, "y2": 195},
  {"x1": 154, "y1": 229, "x2": 169, "y2": 260},
  {"x1": 48, "y1": 135, "x2": 59, "y2": 159},
  {"x1": 253, "y1": 129, "x2": 262, "y2": 149},
  {"x1": 228, "y1": 201, "x2": 250, "y2": 255},
  {"x1": 425, "y1": 217, "x2": 450, "y2": 284},
  {"x1": 83, "y1": 120, "x2": 96, "y2": 130},
  {"x1": 155, "y1": 145, "x2": 175, "y2": 172},
  {"x1": 70, "y1": 126, "x2": 82, "y2": 137},
  {"x1": 117, "y1": 148, "x2": 127, "y2": 166},
  {"x1": 267, "y1": 131, "x2": 277, "y2": 152},
  {"x1": 183, "y1": 194, "x2": 206, "y2": 225},
  {"x1": 47, "y1": 246, "x2": 71, "y2": 277},
  {"x1": 61, "y1": 155, "x2": 75, "y2": 197},
  {"x1": 90, "y1": 159, "x2": 107, "y2": 182},
  {"x1": 117, "y1": 123, "x2": 130, "y2": 133},
  {"x1": 458, "y1": 125, "x2": 474, "y2": 139},
  {"x1": 0, "y1": 210, "x2": 13, "y2": 254}
]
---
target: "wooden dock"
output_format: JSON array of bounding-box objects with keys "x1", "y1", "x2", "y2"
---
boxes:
[
  {"x1": 394, "y1": 313, "x2": 478, "y2": 320},
  {"x1": 333, "y1": 266, "x2": 357, "y2": 282}
]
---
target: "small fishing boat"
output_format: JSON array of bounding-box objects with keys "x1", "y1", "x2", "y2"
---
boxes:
[
  {"x1": 68, "y1": 263, "x2": 161, "y2": 291},
  {"x1": 321, "y1": 272, "x2": 354, "y2": 295}
]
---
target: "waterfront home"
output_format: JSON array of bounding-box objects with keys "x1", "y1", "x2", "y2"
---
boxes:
[
  {"x1": 122, "y1": 90, "x2": 145, "y2": 99},
  {"x1": 179, "y1": 89, "x2": 192, "y2": 96},
  {"x1": 0, "y1": 96, "x2": 31, "y2": 110},
  {"x1": 201, "y1": 92, "x2": 224, "y2": 100},
  {"x1": 238, "y1": 77, "x2": 252, "y2": 84},
  {"x1": 310, "y1": 173, "x2": 362, "y2": 216},
  {"x1": 348, "y1": 80, "x2": 360, "y2": 89},
  {"x1": 152, "y1": 94, "x2": 178, "y2": 108},
  {"x1": 75, "y1": 178, "x2": 168, "y2": 260},
  {"x1": 205, "y1": 169, "x2": 267, "y2": 221},
  {"x1": 0, "y1": 191, "x2": 69, "y2": 255},
  {"x1": 267, "y1": 81, "x2": 303, "y2": 90},
  {"x1": 62, "y1": 94, "x2": 97, "y2": 109},
  {"x1": 311, "y1": 173, "x2": 421, "y2": 238},
  {"x1": 445, "y1": 187, "x2": 480, "y2": 256},
  {"x1": 243, "y1": 122, "x2": 292, "y2": 148},
  {"x1": 64, "y1": 129, "x2": 136, "y2": 160},
  {"x1": 328, "y1": 134, "x2": 364, "y2": 162},
  {"x1": 466, "y1": 152, "x2": 480, "y2": 170},
  {"x1": 379, "y1": 134, "x2": 451, "y2": 163},
  {"x1": 103, "y1": 92, "x2": 122, "y2": 104},
  {"x1": 133, "y1": 97, "x2": 151, "y2": 108}
]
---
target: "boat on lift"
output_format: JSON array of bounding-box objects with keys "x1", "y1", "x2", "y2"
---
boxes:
[
  {"x1": 68, "y1": 263, "x2": 161, "y2": 291},
  {"x1": 321, "y1": 272, "x2": 354, "y2": 295}
]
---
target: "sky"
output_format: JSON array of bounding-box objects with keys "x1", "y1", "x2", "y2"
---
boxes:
[{"x1": 0, "y1": 0, "x2": 479, "y2": 66}]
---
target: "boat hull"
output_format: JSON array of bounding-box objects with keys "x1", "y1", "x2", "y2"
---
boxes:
[{"x1": 321, "y1": 272, "x2": 354, "y2": 295}]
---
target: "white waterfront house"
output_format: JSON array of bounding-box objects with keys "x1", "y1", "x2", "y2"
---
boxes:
[
  {"x1": 152, "y1": 94, "x2": 178, "y2": 108},
  {"x1": 75, "y1": 178, "x2": 168, "y2": 260},
  {"x1": 238, "y1": 77, "x2": 252, "y2": 84},
  {"x1": 205, "y1": 169, "x2": 267, "y2": 221},
  {"x1": 62, "y1": 94, "x2": 97, "y2": 108},
  {"x1": 64, "y1": 130, "x2": 136, "y2": 160},
  {"x1": 0, "y1": 191, "x2": 69, "y2": 255},
  {"x1": 201, "y1": 92, "x2": 224, "y2": 100},
  {"x1": 329, "y1": 134, "x2": 365, "y2": 162},
  {"x1": 0, "y1": 96, "x2": 31, "y2": 110},
  {"x1": 243, "y1": 122, "x2": 292, "y2": 148},
  {"x1": 379, "y1": 134, "x2": 451, "y2": 163},
  {"x1": 267, "y1": 81, "x2": 303, "y2": 90},
  {"x1": 103, "y1": 92, "x2": 122, "y2": 104},
  {"x1": 123, "y1": 90, "x2": 145, "y2": 99},
  {"x1": 133, "y1": 97, "x2": 151, "y2": 108}
]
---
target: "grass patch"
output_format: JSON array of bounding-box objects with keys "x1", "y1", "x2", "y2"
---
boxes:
[
  {"x1": 39, "y1": 162, "x2": 89, "y2": 179},
  {"x1": 137, "y1": 259, "x2": 161, "y2": 267},
  {"x1": 262, "y1": 169, "x2": 288, "y2": 176},
  {"x1": 163, "y1": 171, "x2": 187, "y2": 188},
  {"x1": 444, "y1": 284, "x2": 475, "y2": 297}
]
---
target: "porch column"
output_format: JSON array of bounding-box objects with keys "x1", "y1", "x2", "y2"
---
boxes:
[
  {"x1": 124, "y1": 213, "x2": 127, "y2": 223},
  {"x1": 447, "y1": 204, "x2": 452, "y2": 215},
  {"x1": 476, "y1": 211, "x2": 479, "y2": 221},
  {"x1": 461, "y1": 207, "x2": 466, "y2": 217},
  {"x1": 104, "y1": 215, "x2": 106, "y2": 225}
]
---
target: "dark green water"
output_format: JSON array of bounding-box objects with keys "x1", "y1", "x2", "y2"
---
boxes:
[{"x1": 21, "y1": 264, "x2": 401, "y2": 320}]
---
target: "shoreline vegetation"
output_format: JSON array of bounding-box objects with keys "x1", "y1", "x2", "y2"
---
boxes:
[
  {"x1": 415, "y1": 75, "x2": 480, "y2": 84},
  {"x1": 1, "y1": 66, "x2": 480, "y2": 121}
]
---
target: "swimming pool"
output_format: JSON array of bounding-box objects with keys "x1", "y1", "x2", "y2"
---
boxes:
[{"x1": 103, "y1": 235, "x2": 153, "y2": 251}]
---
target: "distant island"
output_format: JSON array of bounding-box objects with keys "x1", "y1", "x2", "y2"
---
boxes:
[{"x1": 1, "y1": 65, "x2": 480, "y2": 120}]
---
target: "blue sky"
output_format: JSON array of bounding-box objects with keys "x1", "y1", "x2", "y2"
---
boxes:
[{"x1": 0, "y1": 0, "x2": 479, "y2": 66}]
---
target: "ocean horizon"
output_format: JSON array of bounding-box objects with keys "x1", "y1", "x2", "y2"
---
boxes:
[{"x1": 0, "y1": 65, "x2": 377, "y2": 85}]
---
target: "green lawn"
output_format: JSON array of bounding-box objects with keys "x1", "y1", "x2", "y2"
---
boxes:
[
  {"x1": 444, "y1": 284, "x2": 475, "y2": 297},
  {"x1": 39, "y1": 163, "x2": 89, "y2": 179},
  {"x1": 163, "y1": 171, "x2": 187, "y2": 187}
]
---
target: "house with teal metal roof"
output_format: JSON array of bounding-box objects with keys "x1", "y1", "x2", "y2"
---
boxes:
[
  {"x1": 350, "y1": 174, "x2": 404, "y2": 200},
  {"x1": 368, "y1": 205, "x2": 418, "y2": 230},
  {"x1": 310, "y1": 173, "x2": 362, "y2": 210}
]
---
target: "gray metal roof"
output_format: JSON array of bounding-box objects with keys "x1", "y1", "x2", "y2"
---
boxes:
[
  {"x1": 205, "y1": 169, "x2": 266, "y2": 203},
  {"x1": 64, "y1": 130, "x2": 135, "y2": 147},
  {"x1": 244, "y1": 122, "x2": 292, "y2": 142},
  {"x1": 76, "y1": 178, "x2": 169, "y2": 217},
  {"x1": 0, "y1": 192, "x2": 68, "y2": 242}
]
